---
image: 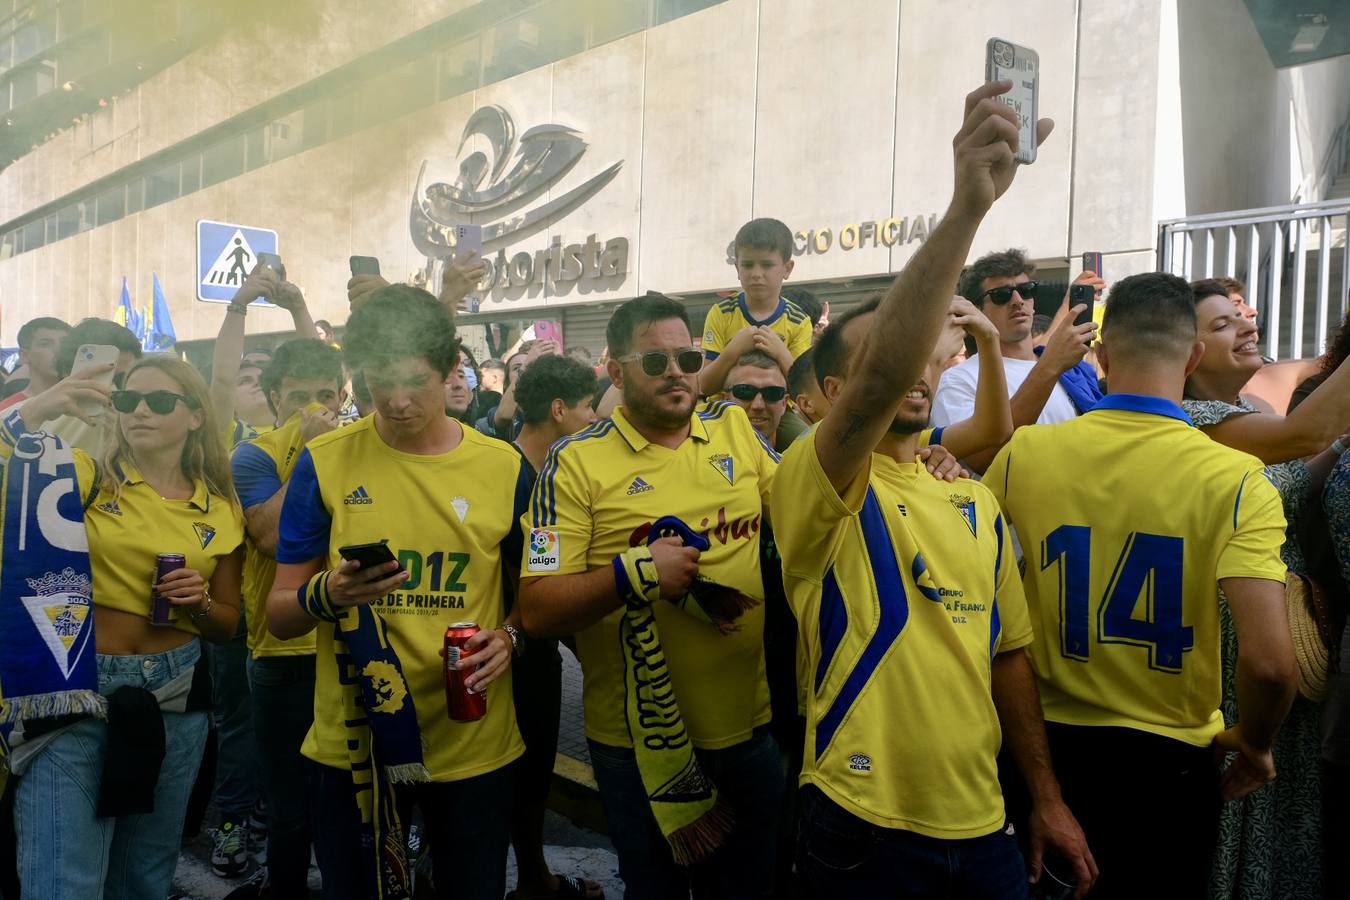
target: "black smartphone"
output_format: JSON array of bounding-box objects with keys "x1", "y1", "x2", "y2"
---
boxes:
[
  {"x1": 349, "y1": 255, "x2": 381, "y2": 277},
  {"x1": 338, "y1": 540, "x2": 397, "y2": 572},
  {"x1": 1081, "y1": 251, "x2": 1103, "y2": 277},
  {"x1": 256, "y1": 252, "x2": 286, "y2": 280},
  {"x1": 1070, "y1": 283, "x2": 1095, "y2": 327}
]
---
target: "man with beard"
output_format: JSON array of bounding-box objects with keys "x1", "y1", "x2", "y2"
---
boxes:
[
  {"x1": 517, "y1": 291, "x2": 783, "y2": 899},
  {"x1": 771, "y1": 81, "x2": 1096, "y2": 899}
]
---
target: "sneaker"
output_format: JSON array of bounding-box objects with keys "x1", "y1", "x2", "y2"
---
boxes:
[
  {"x1": 247, "y1": 798, "x2": 268, "y2": 844},
  {"x1": 212, "y1": 820, "x2": 250, "y2": 878},
  {"x1": 406, "y1": 823, "x2": 423, "y2": 861},
  {"x1": 222, "y1": 865, "x2": 271, "y2": 899}
]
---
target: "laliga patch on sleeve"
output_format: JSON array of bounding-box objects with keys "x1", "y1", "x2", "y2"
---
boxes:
[
  {"x1": 704, "y1": 328, "x2": 716, "y2": 344},
  {"x1": 527, "y1": 528, "x2": 561, "y2": 572}
]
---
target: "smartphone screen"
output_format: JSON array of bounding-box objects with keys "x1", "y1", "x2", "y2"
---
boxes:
[
  {"x1": 453, "y1": 224, "x2": 483, "y2": 261},
  {"x1": 349, "y1": 256, "x2": 381, "y2": 277},
  {"x1": 985, "y1": 38, "x2": 1039, "y2": 164},
  {"x1": 338, "y1": 541, "x2": 397, "y2": 572},
  {"x1": 255, "y1": 252, "x2": 286, "y2": 280}
]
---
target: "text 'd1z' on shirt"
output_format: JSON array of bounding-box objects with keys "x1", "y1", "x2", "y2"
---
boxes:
[
  {"x1": 930, "y1": 353, "x2": 1077, "y2": 429},
  {"x1": 771, "y1": 432, "x2": 1031, "y2": 839},
  {"x1": 276, "y1": 416, "x2": 528, "y2": 782},
  {"x1": 522, "y1": 401, "x2": 779, "y2": 749},
  {"x1": 983, "y1": 395, "x2": 1288, "y2": 747},
  {"x1": 701, "y1": 294, "x2": 813, "y2": 361},
  {"x1": 232, "y1": 414, "x2": 315, "y2": 657}
]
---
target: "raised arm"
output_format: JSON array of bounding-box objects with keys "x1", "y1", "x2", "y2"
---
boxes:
[
  {"x1": 1200, "y1": 358, "x2": 1350, "y2": 463},
  {"x1": 936, "y1": 298, "x2": 1012, "y2": 462},
  {"x1": 817, "y1": 81, "x2": 1051, "y2": 494},
  {"x1": 273, "y1": 280, "x2": 320, "y2": 341},
  {"x1": 209, "y1": 268, "x2": 278, "y2": 423}
]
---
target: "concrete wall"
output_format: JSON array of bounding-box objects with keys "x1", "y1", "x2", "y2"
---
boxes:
[{"x1": 2, "y1": 0, "x2": 1347, "y2": 345}]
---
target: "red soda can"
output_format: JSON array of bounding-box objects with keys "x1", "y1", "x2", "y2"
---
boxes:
[
  {"x1": 149, "y1": 553, "x2": 186, "y2": 626},
  {"x1": 443, "y1": 622, "x2": 486, "y2": 722}
]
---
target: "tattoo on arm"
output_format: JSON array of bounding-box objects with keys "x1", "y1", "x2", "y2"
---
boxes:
[{"x1": 836, "y1": 412, "x2": 867, "y2": 447}]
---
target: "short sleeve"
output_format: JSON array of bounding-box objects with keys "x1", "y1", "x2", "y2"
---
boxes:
[
  {"x1": 501, "y1": 459, "x2": 532, "y2": 573},
  {"x1": 983, "y1": 442, "x2": 1015, "y2": 518},
  {"x1": 786, "y1": 318, "x2": 813, "y2": 359},
  {"x1": 702, "y1": 306, "x2": 729, "y2": 359},
  {"x1": 930, "y1": 362, "x2": 978, "y2": 428},
  {"x1": 1181, "y1": 398, "x2": 1254, "y2": 429},
  {"x1": 275, "y1": 448, "x2": 333, "y2": 564},
  {"x1": 231, "y1": 442, "x2": 282, "y2": 510},
  {"x1": 771, "y1": 431, "x2": 868, "y2": 583},
  {"x1": 991, "y1": 505, "x2": 1033, "y2": 652},
  {"x1": 1216, "y1": 467, "x2": 1288, "y2": 584},
  {"x1": 522, "y1": 445, "x2": 595, "y2": 577}
]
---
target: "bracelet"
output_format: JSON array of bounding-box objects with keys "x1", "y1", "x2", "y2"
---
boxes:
[
  {"x1": 190, "y1": 587, "x2": 213, "y2": 621},
  {"x1": 1333, "y1": 437, "x2": 1348, "y2": 457},
  {"x1": 500, "y1": 623, "x2": 524, "y2": 658},
  {"x1": 227, "y1": 303, "x2": 248, "y2": 316}
]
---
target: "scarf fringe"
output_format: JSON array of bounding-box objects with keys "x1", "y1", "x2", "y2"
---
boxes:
[
  {"x1": 384, "y1": 762, "x2": 431, "y2": 784},
  {"x1": 667, "y1": 797, "x2": 736, "y2": 867},
  {"x1": 690, "y1": 582, "x2": 761, "y2": 624},
  {"x1": 0, "y1": 689, "x2": 105, "y2": 725}
]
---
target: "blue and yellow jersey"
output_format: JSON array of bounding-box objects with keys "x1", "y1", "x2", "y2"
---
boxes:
[
  {"x1": 702, "y1": 294, "x2": 813, "y2": 361},
  {"x1": 232, "y1": 414, "x2": 315, "y2": 658},
  {"x1": 984, "y1": 394, "x2": 1287, "y2": 747},
  {"x1": 772, "y1": 431, "x2": 1031, "y2": 839},
  {"x1": 276, "y1": 416, "x2": 528, "y2": 781},
  {"x1": 522, "y1": 401, "x2": 779, "y2": 749},
  {"x1": 0, "y1": 413, "x2": 244, "y2": 636}
]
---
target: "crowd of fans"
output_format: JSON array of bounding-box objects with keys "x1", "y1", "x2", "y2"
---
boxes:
[{"x1": 0, "y1": 78, "x2": 1348, "y2": 900}]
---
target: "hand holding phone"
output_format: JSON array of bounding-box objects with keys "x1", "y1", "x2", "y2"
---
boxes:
[
  {"x1": 330, "y1": 541, "x2": 406, "y2": 608},
  {"x1": 453, "y1": 224, "x2": 483, "y2": 262},
  {"x1": 985, "y1": 38, "x2": 1041, "y2": 164},
  {"x1": 255, "y1": 252, "x2": 286, "y2": 281},
  {"x1": 74, "y1": 344, "x2": 119, "y2": 419},
  {"x1": 349, "y1": 256, "x2": 381, "y2": 277}
]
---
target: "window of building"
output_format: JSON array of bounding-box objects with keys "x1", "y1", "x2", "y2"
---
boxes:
[
  {"x1": 95, "y1": 184, "x2": 124, "y2": 225},
  {"x1": 201, "y1": 134, "x2": 244, "y2": 188},
  {"x1": 42, "y1": 211, "x2": 54, "y2": 242},
  {"x1": 437, "y1": 36, "x2": 480, "y2": 100},
  {"x1": 145, "y1": 162, "x2": 179, "y2": 207},
  {"x1": 656, "y1": 0, "x2": 721, "y2": 24},
  {"x1": 590, "y1": 0, "x2": 648, "y2": 46},
  {"x1": 21, "y1": 218, "x2": 41, "y2": 251},
  {"x1": 180, "y1": 155, "x2": 200, "y2": 193},
  {"x1": 55, "y1": 202, "x2": 78, "y2": 238},
  {"x1": 125, "y1": 177, "x2": 143, "y2": 214}
]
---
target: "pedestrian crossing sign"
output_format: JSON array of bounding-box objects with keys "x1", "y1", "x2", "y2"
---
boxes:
[{"x1": 196, "y1": 219, "x2": 279, "y2": 303}]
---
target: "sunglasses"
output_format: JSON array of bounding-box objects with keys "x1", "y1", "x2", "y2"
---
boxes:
[
  {"x1": 111, "y1": 390, "x2": 198, "y2": 415},
  {"x1": 979, "y1": 280, "x2": 1039, "y2": 306},
  {"x1": 728, "y1": 384, "x2": 787, "y2": 403},
  {"x1": 617, "y1": 348, "x2": 703, "y2": 377}
]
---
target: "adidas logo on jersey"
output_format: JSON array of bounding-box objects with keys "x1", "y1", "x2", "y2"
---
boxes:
[
  {"x1": 96, "y1": 500, "x2": 122, "y2": 517},
  {"x1": 626, "y1": 477, "x2": 654, "y2": 495},
  {"x1": 344, "y1": 486, "x2": 373, "y2": 505}
]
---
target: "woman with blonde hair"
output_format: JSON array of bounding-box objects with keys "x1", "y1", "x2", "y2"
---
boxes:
[{"x1": 1, "y1": 354, "x2": 244, "y2": 898}]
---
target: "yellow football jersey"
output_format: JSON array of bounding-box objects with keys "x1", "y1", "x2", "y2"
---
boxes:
[
  {"x1": 276, "y1": 417, "x2": 527, "y2": 781},
  {"x1": 702, "y1": 294, "x2": 812, "y2": 361},
  {"x1": 232, "y1": 414, "x2": 315, "y2": 657},
  {"x1": 773, "y1": 432, "x2": 1031, "y2": 838},
  {"x1": 984, "y1": 394, "x2": 1287, "y2": 747},
  {"x1": 523, "y1": 401, "x2": 778, "y2": 749}
]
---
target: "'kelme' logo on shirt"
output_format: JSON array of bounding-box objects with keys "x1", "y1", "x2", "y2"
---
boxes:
[
  {"x1": 96, "y1": 500, "x2": 122, "y2": 517},
  {"x1": 949, "y1": 493, "x2": 976, "y2": 536},
  {"x1": 193, "y1": 522, "x2": 216, "y2": 549},
  {"x1": 848, "y1": 753, "x2": 872, "y2": 774},
  {"x1": 626, "y1": 477, "x2": 654, "y2": 495},
  {"x1": 344, "y1": 486, "x2": 374, "y2": 506},
  {"x1": 708, "y1": 453, "x2": 734, "y2": 486}
]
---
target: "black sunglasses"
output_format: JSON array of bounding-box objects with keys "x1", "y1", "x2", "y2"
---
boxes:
[
  {"x1": 979, "y1": 280, "x2": 1039, "y2": 306},
  {"x1": 111, "y1": 389, "x2": 198, "y2": 415},
  {"x1": 617, "y1": 348, "x2": 704, "y2": 377},
  {"x1": 728, "y1": 384, "x2": 787, "y2": 403}
]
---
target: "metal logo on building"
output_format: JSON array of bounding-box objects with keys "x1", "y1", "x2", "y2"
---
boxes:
[{"x1": 410, "y1": 105, "x2": 628, "y2": 294}]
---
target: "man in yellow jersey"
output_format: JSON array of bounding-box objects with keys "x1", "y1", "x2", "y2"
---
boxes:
[
  {"x1": 774, "y1": 82, "x2": 1096, "y2": 900},
  {"x1": 699, "y1": 218, "x2": 813, "y2": 395},
  {"x1": 518, "y1": 292, "x2": 781, "y2": 899},
  {"x1": 984, "y1": 272, "x2": 1297, "y2": 899},
  {"x1": 230, "y1": 338, "x2": 342, "y2": 897},
  {"x1": 267, "y1": 286, "x2": 529, "y2": 900}
]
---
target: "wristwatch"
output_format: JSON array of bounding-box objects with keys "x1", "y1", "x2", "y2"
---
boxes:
[{"x1": 501, "y1": 623, "x2": 525, "y2": 658}]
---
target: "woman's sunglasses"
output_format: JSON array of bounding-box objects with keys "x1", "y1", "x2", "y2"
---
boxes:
[
  {"x1": 728, "y1": 384, "x2": 787, "y2": 403},
  {"x1": 617, "y1": 348, "x2": 704, "y2": 377},
  {"x1": 979, "y1": 280, "x2": 1039, "y2": 306},
  {"x1": 111, "y1": 390, "x2": 198, "y2": 415}
]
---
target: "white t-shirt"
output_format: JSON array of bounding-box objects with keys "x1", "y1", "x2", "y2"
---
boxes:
[{"x1": 930, "y1": 354, "x2": 1079, "y2": 429}]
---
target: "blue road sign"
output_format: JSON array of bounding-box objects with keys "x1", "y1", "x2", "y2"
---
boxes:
[{"x1": 196, "y1": 219, "x2": 279, "y2": 303}]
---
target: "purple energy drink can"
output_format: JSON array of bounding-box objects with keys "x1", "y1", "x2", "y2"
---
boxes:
[{"x1": 149, "y1": 553, "x2": 186, "y2": 625}]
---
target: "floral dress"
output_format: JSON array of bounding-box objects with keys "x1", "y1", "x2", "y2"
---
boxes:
[{"x1": 1184, "y1": 398, "x2": 1320, "y2": 900}]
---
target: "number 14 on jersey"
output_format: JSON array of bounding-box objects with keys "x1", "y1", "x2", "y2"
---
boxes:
[{"x1": 1042, "y1": 525, "x2": 1194, "y2": 673}]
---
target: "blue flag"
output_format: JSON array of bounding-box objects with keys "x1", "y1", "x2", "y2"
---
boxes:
[
  {"x1": 145, "y1": 273, "x2": 177, "y2": 352},
  {"x1": 114, "y1": 277, "x2": 144, "y2": 344}
]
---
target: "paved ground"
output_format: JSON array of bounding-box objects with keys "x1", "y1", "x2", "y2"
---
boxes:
[{"x1": 557, "y1": 646, "x2": 590, "y2": 766}]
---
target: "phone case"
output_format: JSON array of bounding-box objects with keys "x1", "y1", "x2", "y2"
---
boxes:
[{"x1": 985, "y1": 38, "x2": 1039, "y2": 164}]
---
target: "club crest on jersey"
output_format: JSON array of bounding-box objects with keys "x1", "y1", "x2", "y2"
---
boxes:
[
  {"x1": 848, "y1": 753, "x2": 872, "y2": 774},
  {"x1": 193, "y1": 522, "x2": 217, "y2": 549},
  {"x1": 949, "y1": 493, "x2": 977, "y2": 536},
  {"x1": 96, "y1": 499, "x2": 122, "y2": 517},
  {"x1": 451, "y1": 496, "x2": 470, "y2": 523},
  {"x1": 21, "y1": 568, "x2": 93, "y2": 679},
  {"x1": 527, "y1": 528, "x2": 560, "y2": 572},
  {"x1": 708, "y1": 453, "x2": 734, "y2": 485}
]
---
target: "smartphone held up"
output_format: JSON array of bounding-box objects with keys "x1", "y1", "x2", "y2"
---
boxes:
[{"x1": 985, "y1": 38, "x2": 1040, "y2": 164}]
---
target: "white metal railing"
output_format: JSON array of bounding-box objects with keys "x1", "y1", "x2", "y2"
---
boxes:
[{"x1": 1158, "y1": 197, "x2": 1350, "y2": 360}]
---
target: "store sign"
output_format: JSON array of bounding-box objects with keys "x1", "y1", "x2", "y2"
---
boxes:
[
  {"x1": 409, "y1": 105, "x2": 630, "y2": 291},
  {"x1": 724, "y1": 213, "x2": 941, "y2": 265}
]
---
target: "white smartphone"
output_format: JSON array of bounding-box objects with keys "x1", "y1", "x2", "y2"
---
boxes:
[
  {"x1": 74, "y1": 343, "x2": 119, "y2": 419},
  {"x1": 453, "y1": 224, "x2": 483, "y2": 261},
  {"x1": 985, "y1": 38, "x2": 1040, "y2": 164}
]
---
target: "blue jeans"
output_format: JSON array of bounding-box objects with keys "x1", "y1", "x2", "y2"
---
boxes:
[
  {"x1": 250, "y1": 654, "x2": 316, "y2": 896},
  {"x1": 589, "y1": 727, "x2": 784, "y2": 900},
  {"x1": 311, "y1": 760, "x2": 514, "y2": 900},
  {"x1": 797, "y1": 786, "x2": 1028, "y2": 900},
  {"x1": 15, "y1": 641, "x2": 210, "y2": 900},
  {"x1": 211, "y1": 620, "x2": 257, "y2": 823}
]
